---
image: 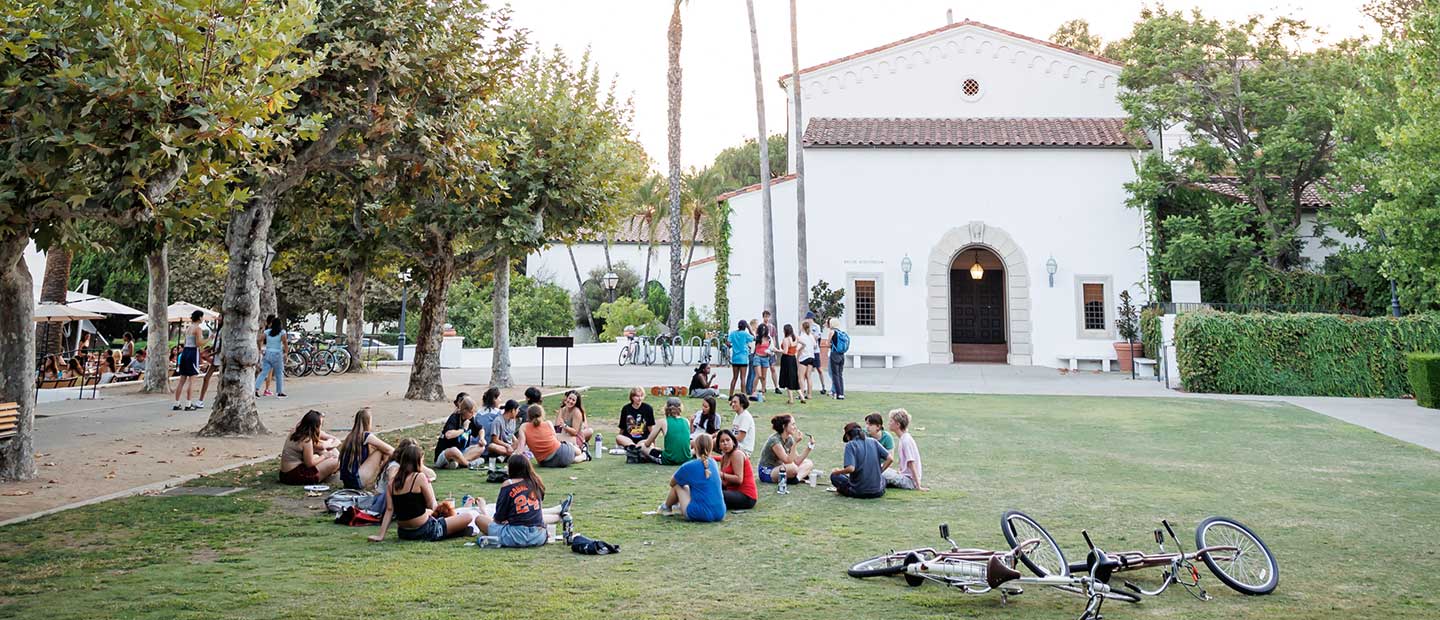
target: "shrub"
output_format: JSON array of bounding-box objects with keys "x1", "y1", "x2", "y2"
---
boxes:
[
  {"x1": 1116, "y1": 290, "x2": 1140, "y2": 342},
  {"x1": 643, "y1": 281, "x2": 671, "y2": 321},
  {"x1": 595, "y1": 297, "x2": 660, "y2": 341},
  {"x1": 679, "y1": 306, "x2": 723, "y2": 341},
  {"x1": 1175, "y1": 310, "x2": 1440, "y2": 397},
  {"x1": 574, "y1": 261, "x2": 641, "y2": 328},
  {"x1": 1140, "y1": 306, "x2": 1163, "y2": 359},
  {"x1": 447, "y1": 274, "x2": 574, "y2": 348},
  {"x1": 1407, "y1": 353, "x2": 1440, "y2": 409},
  {"x1": 809, "y1": 280, "x2": 845, "y2": 323}
]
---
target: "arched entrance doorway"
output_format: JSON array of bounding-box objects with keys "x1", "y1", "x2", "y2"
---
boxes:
[{"x1": 949, "y1": 246, "x2": 1006, "y2": 363}]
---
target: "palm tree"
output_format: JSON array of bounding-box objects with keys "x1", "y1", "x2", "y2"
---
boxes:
[
  {"x1": 744, "y1": 0, "x2": 778, "y2": 324},
  {"x1": 665, "y1": 0, "x2": 687, "y2": 332},
  {"x1": 680, "y1": 168, "x2": 725, "y2": 293},
  {"x1": 790, "y1": 0, "x2": 810, "y2": 316},
  {"x1": 36, "y1": 247, "x2": 72, "y2": 357},
  {"x1": 634, "y1": 174, "x2": 665, "y2": 293}
]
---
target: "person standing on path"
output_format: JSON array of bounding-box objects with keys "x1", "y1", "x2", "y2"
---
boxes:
[
  {"x1": 827, "y1": 317, "x2": 847, "y2": 400},
  {"x1": 778, "y1": 324, "x2": 804, "y2": 404},
  {"x1": 172, "y1": 310, "x2": 207, "y2": 411},
  {"x1": 796, "y1": 319, "x2": 818, "y2": 400},
  {"x1": 254, "y1": 315, "x2": 288, "y2": 399},
  {"x1": 120, "y1": 332, "x2": 135, "y2": 367},
  {"x1": 762, "y1": 310, "x2": 780, "y2": 393},
  {"x1": 726, "y1": 320, "x2": 753, "y2": 397},
  {"x1": 806, "y1": 312, "x2": 828, "y2": 395}
]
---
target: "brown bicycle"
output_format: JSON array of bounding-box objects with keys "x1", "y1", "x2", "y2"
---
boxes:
[{"x1": 1002, "y1": 512, "x2": 1279, "y2": 599}]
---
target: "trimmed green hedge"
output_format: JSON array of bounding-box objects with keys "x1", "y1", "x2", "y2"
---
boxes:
[
  {"x1": 1176, "y1": 311, "x2": 1440, "y2": 397},
  {"x1": 1407, "y1": 353, "x2": 1440, "y2": 409}
]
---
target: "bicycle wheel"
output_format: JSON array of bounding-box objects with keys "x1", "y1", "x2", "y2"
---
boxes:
[
  {"x1": 312, "y1": 351, "x2": 333, "y2": 376},
  {"x1": 848, "y1": 550, "x2": 928, "y2": 579},
  {"x1": 643, "y1": 343, "x2": 656, "y2": 365},
  {"x1": 661, "y1": 340, "x2": 674, "y2": 366},
  {"x1": 1196, "y1": 516, "x2": 1278, "y2": 595},
  {"x1": 330, "y1": 348, "x2": 352, "y2": 374},
  {"x1": 284, "y1": 352, "x2": 305, "y2": 377},
  {"x1": 1001, "y1": 510, "x2": 1069, "y2": 577},
  {"x1": 618, "y1": 346, "x2": 631, "y2": 367}
]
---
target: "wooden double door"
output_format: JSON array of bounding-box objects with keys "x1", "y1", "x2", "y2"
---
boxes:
[{"x1": 950, "y1": 267, "x2": 1005, "y2": 345}]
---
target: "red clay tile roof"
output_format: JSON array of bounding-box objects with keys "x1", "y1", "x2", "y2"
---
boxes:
[
  {"x1": 778, "y1": 19, "x2": 1120, "y2": 85},
  {"x1": 714, "y1": 173, "x2": 798, "y2": 203},
  {"x1": 1189, "y1": 177, "x2": 1332, "y2": 209},
  {"x1": 802, "y1": 117, "x2": 1145, "y2": 149}
]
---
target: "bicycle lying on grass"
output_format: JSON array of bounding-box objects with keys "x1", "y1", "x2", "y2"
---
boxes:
[{"x1": 849, "y1": 510, "x2": 1278, "y2": 619}]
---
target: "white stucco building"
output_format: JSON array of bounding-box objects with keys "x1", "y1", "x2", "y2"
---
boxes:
[{"x1": 722, "y1": 20, "x2": 1153, "y2": 369}]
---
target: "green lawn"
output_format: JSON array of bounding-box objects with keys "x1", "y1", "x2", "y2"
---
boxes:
[{"x1": 2, "y1": 390, "x2": 1438, "y2": 619}]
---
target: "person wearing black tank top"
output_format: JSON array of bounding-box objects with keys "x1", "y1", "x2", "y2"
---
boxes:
[{"x1": 368, "y1": 444, "x2": 480, "y2": 542}]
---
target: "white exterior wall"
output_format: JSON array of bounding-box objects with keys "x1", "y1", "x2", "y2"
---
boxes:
[
  {"x1": 1297, "y1": 211, "x2": 1358, "y2": 268},
  {"x1": 525, "y1": 242, "x2": 717, "y2": 315},
  {"x1": 784, "y1": 24, "x2": 1125, "y2": 169},
  {"x1": 727, "y1": 147, "x2": 1148, "y2": 369}
]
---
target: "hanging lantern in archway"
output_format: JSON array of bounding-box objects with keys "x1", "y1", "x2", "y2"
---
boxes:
[{"x1": 969, "y1": 249, "x2": 984, "y2": 280}]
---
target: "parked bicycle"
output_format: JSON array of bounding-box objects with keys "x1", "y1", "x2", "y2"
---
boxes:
[{"x1": 1002, "y1": 512, "x2": 1279, "y2": 599}]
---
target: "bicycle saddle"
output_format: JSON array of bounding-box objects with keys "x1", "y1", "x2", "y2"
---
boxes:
[
  {"x1": 986, "y1": 555, "x2": 1023, "y2": 589},
  {"x1": 1085, "y1": 547, "x2": 1120, "y2": 584}
]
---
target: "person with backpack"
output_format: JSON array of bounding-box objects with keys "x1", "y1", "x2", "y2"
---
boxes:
[{"x1": 827, "y1": 318, "x2": 849, "y2": 400}]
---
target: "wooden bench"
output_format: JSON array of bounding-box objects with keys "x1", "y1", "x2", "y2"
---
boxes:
[
  {"x1": 35, "y1": 377, "x2": 78, "y2": 390},
  {"x1": 1057, "y1": 352, "x2": 1118, "y2": 372},
  {"x1": 80, "y1": 374, "x2": 103, "y2": 399},
  {"x1": 0, "y1": 402, "x2": 18, "y2": 440},
  {"x1": 847, "y1": 352, "x2": 900, "y2": 369}
]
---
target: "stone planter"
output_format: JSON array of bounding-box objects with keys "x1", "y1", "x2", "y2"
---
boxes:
[{"x1": 1113, "y1": 341, "x2": 1143, "y2": 372}]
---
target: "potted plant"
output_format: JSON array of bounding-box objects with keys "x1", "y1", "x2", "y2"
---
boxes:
[{"x1": 1114, "y1": 290, "x2": 1143, "y2": 372}]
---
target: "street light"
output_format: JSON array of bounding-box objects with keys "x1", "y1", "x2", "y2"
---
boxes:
[
  {"x1": 602, "y1": 271, "x2": 619, "y2": 303},
  {"x1": 397, "y1": 269, "x2": 412, "y2": 360}
]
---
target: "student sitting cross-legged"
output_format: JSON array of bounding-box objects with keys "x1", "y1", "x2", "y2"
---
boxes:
[
  {"x1": 471, "y1": 457, "x2": 574, "y2": 548},
  {"x1": 756, "y1": 414, "x2": 815, "y2": 485},
  {"x1": 714, "y1": 429, "x2": 757, "y2": 510},
  {"x1": 830, "y1": 422, "x2": 892, "y2": 499},
  {"x1": 634, "y1": 397, "x2": 692, "y2": 465},
  {"x1": 278, "y1": 410, "x2": 341, "y2": 485},
  {"x1": 656, "y1": 434, "x2": 726, "y2": 522},
  {"x1": 882, "y1": 408, "x2": 927, "y2": 491}
]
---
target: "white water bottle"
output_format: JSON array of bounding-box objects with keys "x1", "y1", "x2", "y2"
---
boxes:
[
  {"x1": 594, "y1": 433, "x2": 604, "y2": 460},
  {"x1": 777, "y1": 470, "x2": 789, "y2": 495}
]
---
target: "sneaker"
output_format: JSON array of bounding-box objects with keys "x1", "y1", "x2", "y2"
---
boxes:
[
  {"x1": 184, "y1": 405, "x2": 196, "y2": 412},
  {"x1": 195, "y1": 400, "x2": 205, "y2": 408},
  {"x1": 836, "y1": 394, "x2": 845, "y2": 400},
  {"x1": 820, "y1": 389, "x2": 828, "y2": 395},
  {"x1": 172, "y1": 404, "x2": 181, "y2": 411},
  {"x1": 656, "y1": 503, "x2": 672, "y2": 516},
  {"x1": 263, "y1": 390, "x2": 274, "y2": 396},
  {"x1": 276, "y1": 393, "x2": 288, "y2": 399},
  {"x1": 774, "y1": 388, "x2": 782, "y2": 395},
  {"x1": 254, "y1": 390, "x2": 261, "y2": 398}
]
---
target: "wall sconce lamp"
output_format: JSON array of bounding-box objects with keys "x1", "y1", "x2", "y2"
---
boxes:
[
  {"x1": 900, "y1": 255, "x2": 912, "y2": 286},
  {"x1": 1046, "y1": 256, "x2": 1058, "y2": 288}
]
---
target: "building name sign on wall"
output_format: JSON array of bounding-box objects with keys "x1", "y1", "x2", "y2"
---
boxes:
[{"x1": 843, "y1": 259, "x2": 886, "y2": 266}]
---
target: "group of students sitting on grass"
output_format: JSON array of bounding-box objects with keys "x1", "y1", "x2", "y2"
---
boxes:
[{"x1": 273, "y1": 386, "x2": 925, "y2": 541}]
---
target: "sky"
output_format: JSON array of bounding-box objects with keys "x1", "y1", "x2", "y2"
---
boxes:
[{"x1": 504, "y1": 0, "x2": 1375, "y2": 171}]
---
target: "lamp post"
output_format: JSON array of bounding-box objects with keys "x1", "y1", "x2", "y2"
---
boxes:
[
  {"x1": 1376, "y1": 229, "x2": 1402, "y2": 318},
  {"x1": 396, "y1": 269, "x2": 412, "y2": 360},
  {"x1": 602, "y1": 271, "x2": 619, "y2": 304},
  {"x1": 901, "y1": 255, "x2": 912, "y2": 286}
]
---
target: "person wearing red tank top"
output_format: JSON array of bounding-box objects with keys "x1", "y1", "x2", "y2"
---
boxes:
[{"x1": 714, "y1": 429, "x2": 757, "y2": 510}]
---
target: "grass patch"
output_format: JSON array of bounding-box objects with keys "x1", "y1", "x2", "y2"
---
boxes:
[{"x1": 2, "y1": 390, "x2": 1439, "y2": 619}]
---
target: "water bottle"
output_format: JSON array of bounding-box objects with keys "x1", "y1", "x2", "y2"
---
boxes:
[
  {"x1": 478, "y1": 535, "x2": 502, "y2": 549},
  {"x1": 594, "y1": 433, "x2": 603, "y2": 460},
  {"x1": 777, "y1": 470, "x2": 789, "y2": 495}
]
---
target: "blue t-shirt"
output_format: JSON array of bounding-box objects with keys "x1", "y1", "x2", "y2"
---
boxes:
[
  {"x1": 728, "y1": 330, "x2": 753, "y2": 365},
  {"x1": 673, "y1": 458, "x2": 726, "y2": 522},
  {"x1": 493, "y1": 479, "x2": 544, "y2": 527},
  {"x1": 474, "y1": 408, "x2": 500, "y2": 445},
  {"x1": 843, "y1": 437, "x2": 890, "y2": 497}
]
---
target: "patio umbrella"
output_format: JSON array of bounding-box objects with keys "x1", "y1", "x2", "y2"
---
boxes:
[
  {"x1": 129, "y1": 301, "x2": 220, "y2": 324},
  {"x1": 33, "y1": 302, "x2": 106, "y2": 323},
  {"x1": 66, "y1": 291, "x2": 144, "y2": 316}
]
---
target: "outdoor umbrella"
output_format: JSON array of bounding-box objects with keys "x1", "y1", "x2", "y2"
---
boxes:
[
  {"x1": 129, "y1": 301, "x2": 221, "y2": 324},
  {"x1": 66, "y1": 291, "x2": 144, "y2": 316},
  {"x1": 32, "y1": 303, "x2": 107, "y2": 398}
]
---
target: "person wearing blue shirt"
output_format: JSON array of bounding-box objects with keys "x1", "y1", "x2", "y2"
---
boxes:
[
  {"x1": 830, "y1": 422, "x2": 892, "y2": 499},
  {"x1": 727, "y1": 320, "x2": 753, "y2": 397},
  {"x1": 657, "y1": 434, "x2": 726, "y2": 522}
]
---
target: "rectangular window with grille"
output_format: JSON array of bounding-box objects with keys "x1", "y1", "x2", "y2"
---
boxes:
[
  {"x1": 1083, "y1": 283, "x2": 1106, "y2": 330},
  {"x1": 854, "y1": 280, "x2": 877, "y2": 327}
]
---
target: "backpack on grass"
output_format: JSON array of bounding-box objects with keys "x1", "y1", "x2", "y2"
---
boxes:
[
  {"x1": 334, "y1": 505, "x2": 382, "y2": 526},
  {"x1": 324, "y1": 489, "x2": 374, "y2": 515},
  {"x1": 832, "y1": 329, "x2": 851, "y2": 355}
]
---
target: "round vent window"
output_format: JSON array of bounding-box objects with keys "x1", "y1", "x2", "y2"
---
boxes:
[{"x1": 962, "y1": 78, "x2": 981, "y2": 99}]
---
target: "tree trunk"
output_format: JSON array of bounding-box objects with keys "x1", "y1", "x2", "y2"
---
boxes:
[
  {"x1": 200, "y1": 193, "x2": 277, "y2": 437},
  {"x1": 790, "y1": 0, "x2": 810, "y2": 317},
  {"x1": 142, "y1": 243, "x2": 171, "y2": 393},
  {"x1": 0, "y1": 232, "x2": 38, "y2": 481},
  {"x1": 406, "y1": 229, "x2": 453, "y2": 401},
  {"x1": 345, "y1": 264, "x2": 366, "y2": 372},
  {"x1": 665, "y1": 0, "x2": 686, "y2": 332},
  {"x1": 260, "y1": 262, "x2": 277, "y2": 322},
  {"x1": 35, "y1": 246, "x2": 71, "y2": 357},
  {"x1": 568, "y1": 244, "x2": 598, "y2": 338},
  {"x1": 335, "y1": 299, "x2": 347, "y2": 340},
  {"x1": 490, "y1": 250, "x2": 514, "y2": 387},
  {"x1": 746, "y1": 0, "x2": 778, "y2": 325}
]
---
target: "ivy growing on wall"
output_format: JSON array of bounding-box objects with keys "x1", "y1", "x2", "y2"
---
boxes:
[{"x1": 713, "y1": 201, "x2": 732, "y2": 329}]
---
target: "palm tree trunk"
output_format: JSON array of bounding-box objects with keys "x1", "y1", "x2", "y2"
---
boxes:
[
  {"x1": 665, "y1": 0, "x2": 686, "y2": 331},
  {"x1": 142, "y1": 243, "x2": 171, "y2": 393},
  {"x1": 36, "y1": 246, "x2": 71, "y2": 357},
  {"x1": 0, "y1": 231, "x2": 38, "y2": 481},
  {"x1": 489, "y1": 250, "x2": 513, "y2": 387},
  {"x1": 567, "y1": 244, "x2": 598, "y2": 338},
  {"x1": 747, "y1": 0, "x2": 778, "y2": 322},
  {"x1": 790, "y1": 0, "x2": 810, "y2": 316}
]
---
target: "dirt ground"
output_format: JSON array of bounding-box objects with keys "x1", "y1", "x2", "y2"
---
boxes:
[{"x1": 0, "y1": 376, "x2": 538, "y2": 523}]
